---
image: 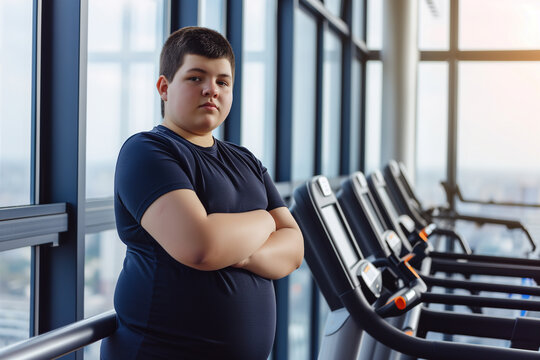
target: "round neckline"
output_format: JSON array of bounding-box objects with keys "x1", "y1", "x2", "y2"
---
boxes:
[{"x1": 156, "y1": 125, "x2": 218, "y2": 152}]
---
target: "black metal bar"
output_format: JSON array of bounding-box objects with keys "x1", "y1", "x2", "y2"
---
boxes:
[
  {"x1": 430, "y1": 258, "x2": 540, "y2": 280},
  {"x1": 339, "y1": 0, "x2": 352, "y2": 176},
  {"x1": 0, "y1": 310, "x2": 117, "y2": 360},
  {"x1": 275, "y1": 0, "x2": 294, "y2": 183},
  {"x1": 38, "y1": 3, "x2": 86, "y2": 360},
  {"x1": 422, "y1": 292, "x2": 540, "y2": 312},
  {"x1": 170, "y1": 0, "x2": 198, "y2": 31},
  {"x1": 314, "y1": 19, "x2": 324, "y2": 175},
  {"x1": 423, "y1": 274, "x2": 540, "y2": 296},
  {"x1": 224, "y1": 0, "x2": 242, "y2": 144},
  {"x1": 418, "y1": 308, "x2": 516, "y2": 340},
  {"x1": 429, "y1": 251, "x2": 540, "y2": 267}
]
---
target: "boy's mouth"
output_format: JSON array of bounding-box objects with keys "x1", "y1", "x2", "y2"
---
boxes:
[{"x1": 199, "y1": 102, "x2": 218, "y2": 110}]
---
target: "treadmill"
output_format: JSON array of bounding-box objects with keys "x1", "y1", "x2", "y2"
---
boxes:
[
  {"x1": 366, "y1": 170, "x2": 540, "y2": 282},
  {"x1": 383, "y1": 160, "x2": 537, "y2": 256},
  {"x1": 291, "y1": 175, "x2": 540, "y2": 360}
]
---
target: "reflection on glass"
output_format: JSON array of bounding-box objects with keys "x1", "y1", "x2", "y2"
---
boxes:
[
  {"x1": 84, "y1": 230, "x2": 126, "y2": 359},
  {"x1": 321, "y1": 30, "x2": 342, "y2": 177},
  {"x1": 0, "y1": 248, "x2": 31, "y2": 347},
  {"x1": 367, "y1": 0, "x2": 382, "y2": 49},
  {"x1": 460, "y1": 0, "x2": 540, "y2": 50},
  {"x1": 418, "y1": 0, "x2": 449, "y2": 50},
  {"x1": 241, "y1": 0, "x2": 276, "y2": 178},
  {"x1": 0, "y1": 0, "x2": 32, "y2": 206},
  {"x1": 352, "y1": 0, "x2": 365, "y2": 40},
  {"x1": 292, "y1": 9, "x2": 317, "y2": 181},
  {"x1": 457, "y1": 62, "x2": 540, "y2": 203},
  {"x1": 288, "y1": 261, "x2": 312, "y2": 360},
  {"x1": 324, "y1": 0, "x2": 342, "y2": 18},
  {"x1": 365, "y1": 61, "x2": 382, "y2": 174},
  {"x1": 349, "y1": 58, "x2": 362, "y2": 172},
  {"x1": 86, "y1": 0, "x2": 165, "y2": 199},
  {"x1": 415, "y1": 62, "x2": 448, "y2": 207}
]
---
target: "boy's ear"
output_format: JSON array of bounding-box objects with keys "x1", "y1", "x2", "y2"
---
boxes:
[{"x1": 156, "y1": 75, "x2": 169, "y2": 101}]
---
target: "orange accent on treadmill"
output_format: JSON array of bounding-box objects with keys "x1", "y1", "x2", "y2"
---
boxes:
[
  {"x1": 394, "y1": 296, "x2": 407, "y2": 310},
  {"x1": 405, "y1": 262, "x2": 420, "y2": 278},
  {"x1": 419, "y1": 229, "x2": 428, "y2": 242}
]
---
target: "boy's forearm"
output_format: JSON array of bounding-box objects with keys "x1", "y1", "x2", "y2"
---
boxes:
[
  {"x1": 238, "y1": 227, "x2": 304, "y2": 279},
  {"x1": 196, "y1": 210, "x2": 275, "y2": 270}
]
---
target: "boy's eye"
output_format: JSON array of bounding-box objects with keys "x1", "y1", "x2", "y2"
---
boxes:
[
  {"x1": 217, "y1": 80, "x2": 229, "y2": 87},
  {"x1": 188, "y1": 76, "x2": 201, "y2": 82}
]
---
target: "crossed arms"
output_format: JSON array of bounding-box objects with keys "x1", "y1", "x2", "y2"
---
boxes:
[{"x1": 141, "y1": 189, "x2": 304, "y2": 279}]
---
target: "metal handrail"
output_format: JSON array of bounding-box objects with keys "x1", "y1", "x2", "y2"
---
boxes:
[{"x1": 0, "y1": 310, "x2": 117, "y2": 360}]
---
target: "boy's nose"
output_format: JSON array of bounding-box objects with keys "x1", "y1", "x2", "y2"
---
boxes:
[{"x1": 202, "y1": 84, "x2": 218, "y2": 97}]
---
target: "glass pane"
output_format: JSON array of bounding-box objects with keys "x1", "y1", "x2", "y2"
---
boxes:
[
  {"x1": 241, "y1": 0, "x2": 277, "y2": 178},
  {"x1": 288, "y1": 261, "x2": 312, "y2": 360},
  {"x1": 199, "y1": 0, "x2": 226, "y2": 35},
  {"x1": 457, "y1": 61, "x2": 540, "y2": 253},
  {"x1": 292, "y1": 9, "x2": 317, "y2": 181},
  {"x1": 460, "y1": 0, "x2": 540, "y2": 50},
  {"x1": 365, "y1": 61, "x2": 382, "y2": 173},
  {"x1": 418, "y1": 0, "x2": 449, "y2": 50},
  {"x1": 367, "y1": 0, "x2": 382, "y2": 50},
  {"x1": 415, "y1": 62, "x2": 448, "y2": 207},
  {"x1": 84, "y1": 230, "x2": 126, "y2": 359},
  {"x1": 0, "y1": 247, "x2": 31, "y2": 347},
  {"x1": 321, "y1": 30, "x2": 342, "y2": 177},
  {"x1": 324, "y1": 0, "x2": 342, "y2": 18},
  {"x1": 349, "y1": 58, "x2": 362, "y2": 172},
  {"x1": 352, "y1": 0, "x2": 365, "y2": 40},
  {"x1": 0, "y1": 0, "x2": 33, "y2": 207},
  {"x1": 86, "y1": 0, "x2": 165, "y2": 199},
  {"x1": 457, "y1": 62, "x2": 540, "y2": 202}
]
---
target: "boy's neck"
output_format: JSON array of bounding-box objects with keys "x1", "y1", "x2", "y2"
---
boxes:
[{"x1": 161, "y1": 121, "x2": 215, "y2": 147}]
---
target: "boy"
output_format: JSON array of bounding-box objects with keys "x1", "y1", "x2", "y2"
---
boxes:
[{"x1": 100, "y1": 27, "x2": 304, "y2": 360}]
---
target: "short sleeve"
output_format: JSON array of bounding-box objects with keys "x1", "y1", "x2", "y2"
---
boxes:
[
  {"x1": 263, "y1": 171, "x2": 286, "y2": 211},
  {"x1": 115, "y1": 134, "x2": 194, "y2": 222}
]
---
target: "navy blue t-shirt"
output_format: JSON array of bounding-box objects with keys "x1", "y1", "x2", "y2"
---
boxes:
[{"x1": 101, "y1": 125, "x2": 285, "y2": 360}]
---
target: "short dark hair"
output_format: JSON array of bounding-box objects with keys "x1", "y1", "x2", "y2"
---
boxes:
[{"x1": 159, "y1": 26, "x2": 235, "y2": 117}]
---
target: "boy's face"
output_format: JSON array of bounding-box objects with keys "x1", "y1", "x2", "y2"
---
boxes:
[{"x1": 159, "y1": 54, "x2": 233, "y2": 140}]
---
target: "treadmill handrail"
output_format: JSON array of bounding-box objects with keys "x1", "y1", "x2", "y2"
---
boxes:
[
  {"x1": 0, "y1": 310, "x2": 117, "y2": 360},
  {"x1": 442, "y1": 181, "x2": 540, "y2": 209}
]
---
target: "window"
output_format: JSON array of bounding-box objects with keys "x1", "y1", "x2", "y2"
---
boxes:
[
  {"x1": 292, "y1": 9, "x2": 317, "y2": 181},
  {"x1": 84, "y1": 230, "x2": 126, "y2": 359},
  {"x1": 324, "y1": 0, "x2": 342, "y2": 18},
  {"x1": 415, "y1": 62, "x2": 448, "y2": 207},
  {"x1": 288, "y1": 262, "x2": 312, "y2": 360},
  {"x1": 418, "y1": 0, "x2": 449, "y2": 50},
  {"x1": 86, "y1": 0, "x2": 165, "y2": 199},
  {"x1": 321, "y1": 29, "x2": 342, "y2": 177},
  {"x1": 352, "y1": 0, "x2": 365, "y2": 40},
  {"x1": 0, "y1": 0, "x2": 33, "y2": 207},
  {"x1": 367, "y1": 0, "x2": 382, "y2": 50},
  {"x1": 241, "y1": 0, "x2": 277, "y2": 178},
  {"x1": 459, "y1": 0, "x2": 540, "y2": 50},
  {"x1": 199, "y1": 0, "x2": 227, "y2": 34},
  {"x1": 457, "y1": 62, "x2": 540, "y2": 203},
  {"x1": 364, "y1": 61, "x2": 382, "y2": 174},
  {"x1": 0, "y1": 248, "x2": 31, "y2": 347}
]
